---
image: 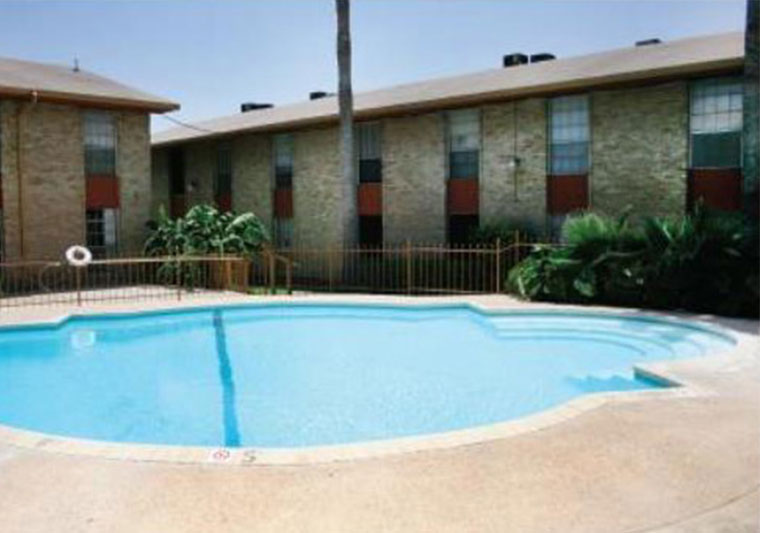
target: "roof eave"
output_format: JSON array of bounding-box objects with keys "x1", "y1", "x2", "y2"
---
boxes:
[
  {"x1": 151, "y1": 54, "x2": 743, "y2": 148},
  {"x1": 0, "y1": 86, "x2": 180, "y2": 113}
]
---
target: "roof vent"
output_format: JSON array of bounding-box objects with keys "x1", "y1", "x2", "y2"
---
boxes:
[
  {"x1": 530, "y1": 53, "x2": 555, "y2": 64},
  {"x1": 635, "y1": 38, "x2": 662, "y2": 47},
  {"x1": 240, "y1": 102, "x2": 273, "y2": 113},
  {"x1": 503, "y1": 53, "x2": 528, "y2": 68},
  {"x1": 309, "y1": 91, "x2": 334, "y2": 100}
]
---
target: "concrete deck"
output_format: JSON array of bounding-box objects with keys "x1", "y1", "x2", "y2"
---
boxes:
[{"x1": 0, "y1": 294, "x2": 757, "y2": 532}]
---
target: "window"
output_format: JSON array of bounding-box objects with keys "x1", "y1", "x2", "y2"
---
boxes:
[
  {"x1": 215, "y1": 145, "x2": 232, "y2": 205},
  {"x1": 169, "y1": 147, "x2": 185, "y2": 195},
  {"x1": 86, "y1": 209, "x2": 118, "y2": 257},
  {"x1": 549, "y1": 95, "x2": 589, "y2": 175},
  {"x1": 84, "y1": 111, "x2": 116, "y2": 176},
  {"x1": 690, "y1": 78, "x2": 743, "y2": 169},
  {"x1": 357, "y1": 123, "x2": 382, "y2": 183},
  {"x1": 448, "y1": 214, "x2": 479, "y2": 244},
  {"x1": 358, "y1": 216, "x2": 383, "y2": 246},
  {"x1": 447, "y1": 109, "x2": 480, "y2": 180},
  {"x1": 273, "y1": 134, "x2": 293, "y2": 188},
  {"x1": 273, "y1": 217, "x2": 293, "y2": 248}
]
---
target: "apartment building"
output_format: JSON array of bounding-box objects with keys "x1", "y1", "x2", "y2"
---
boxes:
[
  {"x1": 152, "y1": 31, "x2": 750, "y2": 247},
  {"x1": 0, "y1": 57, "x2": 177, "y2": 260}
]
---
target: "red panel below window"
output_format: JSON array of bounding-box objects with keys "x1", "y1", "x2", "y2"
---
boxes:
[
  {"x1": 447, "y1": 179, "x2": 479, "y2": 215},
  {"x1": 357, "y1": 183, "x2": 382, "y2": 216},
  {"x1": 216, "y1": 193, "x2": 232, "y2": 212},
  {"x1": 547, "y1": 174, "x2": 588, "y2": 215},
  {"x1": 170, "y1": 195, "x2": 186, "y2": 218},
  {"x1": 86, "y1": 175, "x2": 120, "y2": 209},
  {"x1": 688, "y1": 168, "x2": 742, "y2": 211},
  {"x1": 274, "y1": 188, "x2": 293, "y2": 218}
]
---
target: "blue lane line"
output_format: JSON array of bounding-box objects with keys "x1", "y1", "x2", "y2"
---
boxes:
[{"x1": 213, "y1": 310, "x2": 241, "y2": 447}]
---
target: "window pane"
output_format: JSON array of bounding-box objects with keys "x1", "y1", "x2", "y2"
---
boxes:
[
  {"x1": 448, "y1": 109, "x2": 480, "y2": 153},
  {"x1": 691, "y1": 132, "x2": 741, "y2": 168},
  {"x1": 357, "y1": 123, "x2": 381, "y2": 161},
  {"x1": 550, "y1": 96, "x2": 589, "y2": 175},
  {"x1": 273, "y1": 134, "x2": 293, "y2": 189},
  {"x1": 449, "y1": 150, "x2": 479, "y2": 179},
  {"x1": 359, "y1": 159, "x2": 382, "y2": 183},
  {"x1": 216, "y1": 146, "x2": 232, "y2": 196},
  {"x1": 84, "y1": 112, "x2": 116, "y2": 175}
]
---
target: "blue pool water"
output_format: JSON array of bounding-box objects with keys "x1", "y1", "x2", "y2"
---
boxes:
[{"x1": 0, "y1": 304, "x2": 734, "y2": 448}]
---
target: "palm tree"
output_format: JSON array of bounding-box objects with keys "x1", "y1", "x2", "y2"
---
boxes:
[
  {"x1": 336, "y1": 0, "x2": 357, "y2": 244},
  {"x1": 744, "y1": 0, "x2": 759, "y2": 219}
]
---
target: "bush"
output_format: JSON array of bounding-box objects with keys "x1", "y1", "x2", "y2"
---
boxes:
[
  {"x1": 145, "y1": 204, "x2": 270, "y2": 257},
  {"x1": 507, "y1": 209, "x2": 759, "y2": 317}
]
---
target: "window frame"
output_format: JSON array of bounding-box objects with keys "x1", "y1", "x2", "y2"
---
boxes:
[
  {"x1": 548, "y1": 94, "x2": 590, "y2": 176},
  {"x1": 273, "y1": 133, "x2": 294, "y2": 189},
  {"x1": 689, "y1": 77, "x2": 743, "y2": 170},
  {"x1": 83, "y1": 111, "x2": 117, "y2": 177},
  {"x1": 86, "y1": 208, "x2": 119, "y2": 257},
  {"x1": 215, "y1": 143, "x2": 233, "y2": 197},
  {"x1": 357, "y1": 122, "x2": 383, "y2": 183},
  {"x1": 446, "y1": 109, "x2": 481, "y2": 181}
]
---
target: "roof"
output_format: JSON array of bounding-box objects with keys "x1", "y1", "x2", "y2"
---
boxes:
[
  {"x1": 153, "y1": 31, "x2": 744, "y2": 146},
  {"x1": 0, "y1": 56, "x2": 179, "y2": 113}
]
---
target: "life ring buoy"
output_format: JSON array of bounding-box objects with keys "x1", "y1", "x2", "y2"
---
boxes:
[{"x1": 65, "y1": 245, "x2": 93, "y2": 267}]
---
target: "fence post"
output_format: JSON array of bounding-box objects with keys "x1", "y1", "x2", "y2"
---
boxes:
[
  {"x1": 176, "y1": 257, "x2": 182, "y2": 301},
  {"x1": 286, "y1": 260, "x2": 293, "y2": 295},
  {"x1": 75, "y1": 266, "x2": 82, "y2": 306},
  {"x1": 495, "y1": 238, "x2": 501, "y2": 294},
  {"x1": 268, "y1": 252, "x2": 276, "y2": 294},
  {"x1": 327, "y1": 247, "x2": 334, "y2": 291},
  {"x1": 405, "y1": 240, "x2": 412, "y2": 295}
]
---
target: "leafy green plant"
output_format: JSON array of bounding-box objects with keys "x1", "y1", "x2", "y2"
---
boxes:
[
  {"x1": 507, "y1": 209, "x2": 759, "y2": 317},
  {"x1": 145, "y1": 204, "x2": 269, "y2": 257},
  {"x1": 144, "y1": 204, "x2": 270, "y2": 288}
]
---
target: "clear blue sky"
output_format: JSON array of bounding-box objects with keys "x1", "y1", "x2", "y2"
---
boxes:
[{"x1": 0, "y1": 0, "x2": 747, "y2": 133}]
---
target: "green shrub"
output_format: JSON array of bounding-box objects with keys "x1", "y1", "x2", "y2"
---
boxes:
[
  {"x1": 507, "y1": 209, "x2": 759, "y2": 317},
  {"x1": 145, "y1": 204, "x2": 269, "y2": 257}
]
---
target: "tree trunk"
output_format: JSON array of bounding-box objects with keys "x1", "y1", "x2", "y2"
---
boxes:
[
  {"x1": 743, "y1": 0, "x2": 759, "y2": 219},
  {"x1": 336, "y1": 0, "x2": 357, "y2": 245}
]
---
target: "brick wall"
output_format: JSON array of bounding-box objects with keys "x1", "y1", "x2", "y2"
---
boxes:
[
  {"x1": 0, "y1": 101, "x2": 153, "y2": 260},
  {"x1": 481, "y1": 98, "x2": 548, "y2": 234},
  {"x1": 231, "y1": 133, "x2": 272, "y2": 229},
  {"x1": 590, "y1": 82, "x2": 689, "y2": 217},
  {"x1": 117, "y1": 111, "x2": 151, "y2": 254},
  {"x1": 382, "y1": 112, "x2": 446, "y2": 243},
  {"x1": 293, "y1": 126, "x2": 347, "y2": 247}
]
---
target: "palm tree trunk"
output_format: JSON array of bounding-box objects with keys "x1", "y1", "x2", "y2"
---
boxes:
[
  {"x1": 336, "y1": 0, "x2": 357, "y2": 244},
  {"x1": 743, "y1": 0, "x2": 759, "y2": 219}
]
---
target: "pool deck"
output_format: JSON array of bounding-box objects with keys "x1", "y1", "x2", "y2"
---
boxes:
[{"x1": 0, "y1": 293, "x2": 757, "y2": 532}]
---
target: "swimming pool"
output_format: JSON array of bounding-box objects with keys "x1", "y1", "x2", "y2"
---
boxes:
[{"x1": 0, "y1": 304, "x2": 734, "y2": 448}]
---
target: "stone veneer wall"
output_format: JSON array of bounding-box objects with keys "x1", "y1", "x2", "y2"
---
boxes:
[
  {"x1": 0, "y1": 101, "x2": 153, "y2": 260},
  {"x1": 0, "y1": 100, "x2": 21, "y2": 260},
  {"x1": 292, "y1": 126, "x2": 347, "y2": 247},
  {"x1": 184, "y1": 140, "x2": 215, "y2": 208},
  {"x1": 231, "y1": 134, "x2": 272, "y2": 228},
  {"x1": 1, "y1": 102, "x2": 85, "y2": 260},
  {"x1": 382, "y1": 112, "x2": 446, "y2": 243},
  {"x1": 590, "y1": 82, "x2": 689, "y2": 217},
  {"x1": 481, "y1": 98, "x2": 548, "y2": 234},
  {"x1": 117, "y1": 112, "x2": 151, "y2": 253}
]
